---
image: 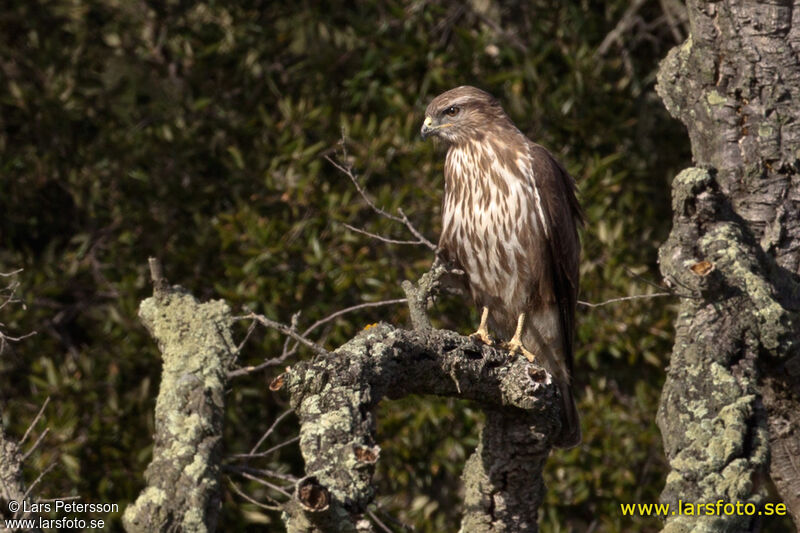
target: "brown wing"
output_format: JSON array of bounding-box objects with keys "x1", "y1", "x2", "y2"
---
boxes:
[{"x1": 528, "y1": 143, "x2": 583, "y2": 378}]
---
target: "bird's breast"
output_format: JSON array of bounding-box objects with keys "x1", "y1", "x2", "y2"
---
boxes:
[{"x1": 441, "y1": 142, "x2": 544, "y2": 310}]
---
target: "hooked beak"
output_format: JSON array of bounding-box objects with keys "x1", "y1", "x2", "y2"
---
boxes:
[{"x1": 420, "y1": 116, "x2": 435, "y2": 139}]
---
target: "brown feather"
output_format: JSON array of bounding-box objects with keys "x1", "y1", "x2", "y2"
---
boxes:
[{"x1": 424, "y1": 86, "x2": 583, "y2": 447}]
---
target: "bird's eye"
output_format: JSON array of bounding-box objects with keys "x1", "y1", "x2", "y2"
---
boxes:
[{"x1": 443, "y1": 106, "x2": 460, "y2": 117}]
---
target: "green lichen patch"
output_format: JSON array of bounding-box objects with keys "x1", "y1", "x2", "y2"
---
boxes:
[
  {"x1": 706, "y1": 90, "x2": 727, "y2": 106},
  {"x1": 699, "y1": 224, "x2": 793, "y2": 353}
]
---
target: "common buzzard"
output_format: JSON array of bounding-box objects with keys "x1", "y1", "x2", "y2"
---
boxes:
[{"x1": 421, "y1": 86, "x2": 583, "y2": 447}]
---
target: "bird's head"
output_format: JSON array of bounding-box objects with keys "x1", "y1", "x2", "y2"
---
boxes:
[{"x1": 421, "y1": 85, "x2": 505, "y2": 145}]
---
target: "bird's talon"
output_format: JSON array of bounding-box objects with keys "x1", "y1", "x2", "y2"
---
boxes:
[
  {"x1": 504, "y1": 339, "x2": 537, "y2": 363},
  {"x1": 470, "y1": 330, "x2": 494, "y2": 346},
  {"x1": 469, "y1": 306, "x2": 494, "y2": 345}
]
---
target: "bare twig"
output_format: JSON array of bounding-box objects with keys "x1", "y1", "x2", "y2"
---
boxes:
[
  {"x1": 367, "y1": 508, "x2": 394, "y2": 533},
  {"x1": 226, "y1": 465, "x2": 298, "y2": 484},
  {"x1": 0, "y1": 330, "x2": 38, "y2": 354},
  {"x1": 326, "y1": 155, "x2": 437, "y2": 250},
  {"x1": 619, "y1": 266, "x2": 699, "y2": 299},
  {"x1": 0, "y1": 272, "x2": 37, "y2": 353},
  {"x1": 258, "y1": 436, "x2": 301, "y2": 458},
  {"x1": 343, "y1": 223, "x2": 426, "y2": 246},
  {"x1": 20, "y1": 397, "x2": 50, "y2": 446},
  {"x1": 240, "y1": 471, "x2": 293, "y2": 499},
  {"x1": 38, "y1": 495, "x2": 81, "y2": 503},
  {"x1": 0, "y1": 281, "x2": 20, "y2": 311},
  {"x1": 286, "y1": 312, "x2": 301, "y2": 350},
  {"x1": 434, "y1": 3, "x2": 468, "y2": 48},
  {"x1": 249, "y1": 409, "x2": 295, "y2": 455},
  {"x1": 20, "y1": 461, "x2": 57, "y2": 504},
  {"x1": 578, "y1": 292, "x2": 672, "y2": 308},
  {"x1": 227, "y1": 352, "x2": 290, "y2": 378},
  {"x1": 257, "y1": 469, "x2": 297, "y2": 484},
  {"x1": 0, "y1": 269, "x2": 24, "y2": 277},
  {"x1": 235, "y1": 319, "x2": 258, "y2": 355},
  {"x1": 397, "y1": 208, "x2": 437, "y2": 251},
  {"x1": 229, "y1": 298, "x2": 407, "y2": 378},
  {"x1": 227, "y1": 477, "x2": 283, "y2": 512},
  {"x1": 299, "y1": 298, "x2": 407, "y2": 339},
  {"x1": 595, "y1": 0, "x2": 648, "y2": 57},
  {"x1": 622, "y1": 265, "x2": 671, "y2": 293},
  {"x1": 148, "y1": 257, "x2": 164, "y2": 284},
  {"x1": 327, "y1": 155, "x2": 391, "y2": 219},
  {"x1": 0, "y1": 331, "x2": 37, "y2": 342},
  {"x1": 228, "y1": 311, "x2": 312, "y2": 378},
  {"x1": 225, "y1": 465, "x2": 298, "y2": 483},
  {"x1": 375, "y1": 505, "x2": 417, "y2": 532},
  {"x1": 659, "y1": 0, "x2": 688, "y2": 42},
  {"x1": 231, "y1": 435, "x2": 300, "y2": 460},
  {"x1": 240, "y1": 311, "x2": 330, "y2": 357},
  {"x1": 22, "y1": 427, "x2": 50, "y2": 463}
]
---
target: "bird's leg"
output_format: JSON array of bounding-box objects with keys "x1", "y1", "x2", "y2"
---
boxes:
[
  {"x1": 504, "y1": 312, "x2": 537, "y2": 363},
  {"x1": 469, "y1": 306, "x2": 493, "y2": 345}
]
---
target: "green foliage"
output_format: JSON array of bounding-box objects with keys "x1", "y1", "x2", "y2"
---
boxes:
[{"x1": 1, "y1": 0, "x2": 697, "y2": 531}]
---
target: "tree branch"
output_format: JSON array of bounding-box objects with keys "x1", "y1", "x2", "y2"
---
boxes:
[
  {"x1": 282, "y1": 313, "x2": 562, "y2": 532},
  {"x1": 228, "y1": 298, "x2": 407, "y2": 378},
  {"x1": 240, "y1": 310, "x2": 330, "y2": 358},
  {"x1": 123, "y1": 260, "x2": 236, "y2": 533},
  {"x1": 0, "y1": 272, "x2": 37, "y2": 353},
  {"x1": 19, "y1": 397, "x2": 49, "y2": 446},
  {"x1": 0, "y1": 271, "x2": 44, "y2": 533},
  {"x1": 0, "y1": 425, "x2": 44, "y2": 533},
  {"x1": 326, "y1": 155, "x2": 437, "y2": 251},
  {"x1": 578, "y1": 292, "x2": 672, "y2": 308}
]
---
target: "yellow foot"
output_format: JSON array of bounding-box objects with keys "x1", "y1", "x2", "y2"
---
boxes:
[
  {"x1": 470, "y1": 306, "x2": 494, "y2": 345},
  {"x1": 470, "y1": 328, "x2": 494, "y2": 346},
  {"x1": 504, "y1": 312, "x2": 536, "y2": 362},
  {"x1": 503, "y1": 337, "x2": 537, "y2": 362}
]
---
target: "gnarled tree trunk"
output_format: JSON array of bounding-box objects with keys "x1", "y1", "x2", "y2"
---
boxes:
[{"x1": 656, "y1": 1, "x2": 800, "y2": 531}]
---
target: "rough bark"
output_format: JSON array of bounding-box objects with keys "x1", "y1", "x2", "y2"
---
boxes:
[
  {"x1": 460, "y1": 408, "x2": 550, "y2": 532},
  {"x1": 0, "y1": 426, "x2": 43, "y2": 533},
  {"x1": 282, "y1": 303, "x2": 562, "y2": 532},
  {"x1": 656, "y1": 1, "x2": 800, "y2": 530},
  {"x1": 123, "y1": 271, "x2": 235, "y2": 533}
]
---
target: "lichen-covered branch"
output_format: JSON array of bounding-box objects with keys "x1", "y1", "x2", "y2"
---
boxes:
[
  {"x1": 123, "y1": 263, "x2": 236, "y2": 533},
  {"x1": 401, "y1": 257, "x2": 456, "y2": 331},
  {"x1": 127, "y1": 257, "x2": 561, "y2": 532},
  {"x1": 0, "y1": 271, "x2": 43, "y2": 533},
  {"x1": 283, "y1": 324, "x2": 561, "y2": 532},
  {"x1": 0, "y1": 425, "x2": 43, "y2": 533},
  {"x1": 460, "y1": 408, "x2": 550, "y2": 532},
  {"x1": 656, "y1": 0, "x2": 800, "y2": 528}
]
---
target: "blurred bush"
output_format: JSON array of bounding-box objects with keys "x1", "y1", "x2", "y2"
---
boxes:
[{"x1": 1, "y1": 1, "x2": 691, "y2": 531}]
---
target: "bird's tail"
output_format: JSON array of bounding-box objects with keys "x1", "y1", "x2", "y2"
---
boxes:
[
  {"x1": 521, "y1": 311, "x2": 581, "y2": 448},
  {"x1": 555, "y1": 380, "x2": 581, "y2": 449}
]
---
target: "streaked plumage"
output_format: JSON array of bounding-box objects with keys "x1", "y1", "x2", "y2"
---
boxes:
[{"x1": 421, "y1": 86, "x2": 583, "y2": 447}]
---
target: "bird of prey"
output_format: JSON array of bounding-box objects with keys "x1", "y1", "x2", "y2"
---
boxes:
[{"x1": 421, "y1": 86, "x2": 583, "y2": 448}]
